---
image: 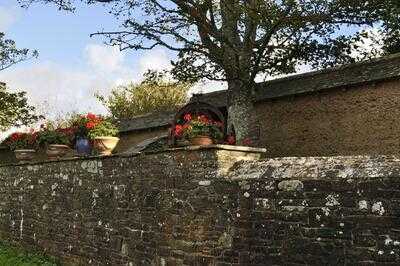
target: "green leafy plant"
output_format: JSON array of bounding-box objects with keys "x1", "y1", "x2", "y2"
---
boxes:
[
  {"x1": 66, "y1": 113, "x2": 118, "y2": 140},
  {"x1": 67, "y1": 113, "x2": 101, "y2": 139},
  {"x1": 87, "y1": 120, "x2": 118, "y2": 139},
  {"x1": 2, "y1": 132, "x2": 38, "y2": 150},
  {"x1": 36, "y1": 128, "x2": 73, "y2": 147}
]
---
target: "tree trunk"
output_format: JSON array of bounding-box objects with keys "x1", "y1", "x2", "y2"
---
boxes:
[{"x1": 226, "y1": 78, "x2": 256, "y2": 146}]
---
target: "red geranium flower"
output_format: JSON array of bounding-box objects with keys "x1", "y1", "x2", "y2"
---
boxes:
[
  {"x1": 183, "y1": 113, "x2": 192, "y2": 121},
  {"x1": 174, "y1": 125, "x2": 183, "y2": 137},
  {"x1": 87, "y1": 113, "x2": 97, "y2": 120},
  {"x1": 243, "y1": 138, "x2": 252, "y2": 146},
  {"x1": 86, "y1": 122, "x2": 97, "y2": 129},
  {"x1": 226, "y1": 135, "x2": 236, "y2": 145},
  {"x1": 197, "y1": 115, "x2": 209, "y2": 124},
  {"x1": 11, "y1": 133, "x2": 22, "y2": 141}
]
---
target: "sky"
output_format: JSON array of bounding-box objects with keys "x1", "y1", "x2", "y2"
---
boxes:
[{"x1": 0, "y1": 0, "x2": 222, "y2": 120}]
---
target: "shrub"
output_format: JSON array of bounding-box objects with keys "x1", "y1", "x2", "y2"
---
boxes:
[{"x1": 96, "y1": 71, "x2": 191, "y2": 120}]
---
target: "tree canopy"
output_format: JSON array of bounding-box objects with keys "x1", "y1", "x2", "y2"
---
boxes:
[
  {"x1": 0, "y1": 83, "x2": 41, "y2": 131},
  {"x1": 19, "y1": 0, "x2": 400, "y2": 143},
  {"x1": 96, "y1": 71, "x2": 191, "y2": 120},
  {"x1": 0, "y1": 33, "x2": 40, "y2": 131}
]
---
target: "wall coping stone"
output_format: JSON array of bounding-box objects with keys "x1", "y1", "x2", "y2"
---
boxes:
[
  {"x1": 228, "y1": 155, "x2": 400, "y2": 181},
  {"x1": 167, "y1": 144, "x2": 267, "y2": 154},
  {"x1": 0, "y1": 145, "x2": 266, "y2": 168}
]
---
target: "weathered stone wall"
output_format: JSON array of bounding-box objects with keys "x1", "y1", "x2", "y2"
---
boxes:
[
  {"x1": 0, "y1": 149, "x2": 400, "y2": 265},
  {"x1": 255, "y1": 79, "x2": 400, "y2": 157}
]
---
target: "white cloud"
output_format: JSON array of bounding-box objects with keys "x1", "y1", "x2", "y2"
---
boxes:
[
  {"x1": 0, "y1": 6, "x2": 20, "y2": 32},
  {"x1": 138, "y1": 49, "x2": 172, "y2": 73},
  {"x1": 0, "y1": 61, "x2": 109, "y2": 118},
  {"x1": 85, "y1": 44, "x2": 125, "y2": 73},
  {"x1": 189, "y1": 80, "x2": 227, "y2": 96},
  {"x1": 0, "y1": 45, "x2": 178, "y2": 121}
]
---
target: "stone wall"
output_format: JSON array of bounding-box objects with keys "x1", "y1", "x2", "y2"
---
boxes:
[
  {"x1": 255, "y1": 79, "x2": 400, "y2": 157},
  {"x1": 0, "y1": 148, "x2": 400, "y2": 265}
]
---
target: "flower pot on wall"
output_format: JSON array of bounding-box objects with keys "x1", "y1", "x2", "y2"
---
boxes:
[
  {"x1": 46, "y1": 144, "x2": 70, "y2": 160},
  {"x1": 93, "y1": 137, "x2": 120, "y2": 156},
  {"x1": 75, "y1": 138, "x2": 91, "y2": 156},
  {"x1": 189, "y1": 136, "x2": 213, "y2": 146},
  {"x1": 14, "y1": 149, "x2": 36, "y2": 162}
]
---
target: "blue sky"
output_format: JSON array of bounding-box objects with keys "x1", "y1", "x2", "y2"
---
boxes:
[
  {"x1": 3, "y1": 1, "x2": 126, "y2": 68},
  {"x1": 0, "y1": 0, "x2": 184, "y2": 117}
]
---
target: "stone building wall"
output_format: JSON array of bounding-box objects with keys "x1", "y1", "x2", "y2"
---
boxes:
[
  {"x1": 255, "y1": 79, "x2": 400, "y2": 157},
  {"x1": 0, "y1": 148, "x2": 399, "y2": 265}
]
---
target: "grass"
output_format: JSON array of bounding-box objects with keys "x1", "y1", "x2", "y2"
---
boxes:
[{"x1": 0, "y1": 242, "x2": 59, "y2": 266}]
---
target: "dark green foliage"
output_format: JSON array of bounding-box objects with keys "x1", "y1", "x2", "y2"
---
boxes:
[
  {"x1": 0, "y1": 32, "x2": 40, "y2": 131},
  {"x1": 0, "y1": 84, "x2": 41, "y2": 131}
]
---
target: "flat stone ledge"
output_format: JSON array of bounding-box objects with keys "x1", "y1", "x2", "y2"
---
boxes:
[
  {"x1": 0, "y1": 145, "x2": 267, "y2": 168},
  {"x1": 228, "y1": 155, "x2": 400, "y2": 180},
  {"x1": 167, "y1": 144, "x2": 267, "y2": 154},
  {"x1": 0, "y1": 153, "x2": 123, "y2": 168}
]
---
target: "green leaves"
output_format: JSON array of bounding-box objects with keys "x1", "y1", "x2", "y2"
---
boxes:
[
  {"x1": 0, "y1": 32, "x2": 40, "y2": 132},
  {"x1": 0, "y1": 32, "x2": 38, "y2": 72},
  {"x1": 87, "y1": 120, "x2": 118, "y2": 139},
  {"x1": 96, "y1": 71, "x2": 190, "y2": 120},
  {"x1": 0, "y1": 84, "x2": 41, "y2": 131}
]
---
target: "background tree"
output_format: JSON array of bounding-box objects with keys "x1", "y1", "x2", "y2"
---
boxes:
[
  {"x1": 0, "y1": 83, "x2": 41, "y2": 131},
  {"x1": 0, "y1": 33, "x2": 40, "y2": 131},
  {"x1": 96, "y1": 71, "x2": 191, "y2": 120},
  {"x1": 21, "y1": 0, "x2": 400, "y2": 144},
  {"x1": 0, "y1": 32, "x2": 38, "y2": 71}
]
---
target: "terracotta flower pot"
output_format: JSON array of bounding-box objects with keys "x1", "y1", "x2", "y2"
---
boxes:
[
  {"x1": 189, "y1": 136, "x2": 213, "y2": 146},
  {"x1": 14, "y1": 149, "x2": 36, "y2": 162},
  {"x1": 46, "y1": 144, "x2": 70, "y2": 160},
  {"x1": 93, "y1": 137, "x2": 120, "y2": 156}
]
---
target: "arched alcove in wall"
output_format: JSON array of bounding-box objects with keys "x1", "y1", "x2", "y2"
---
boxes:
[{"x1": 169, "y1": 98, "x2": 227, "y2": 146}]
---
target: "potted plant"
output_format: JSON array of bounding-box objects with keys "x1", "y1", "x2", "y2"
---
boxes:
[
  {"x1": 37, "y1": 125, "x2": 74, "y2": 159},
  {"x1": 69, "y1": 113, "x2": 99, "y2": 156},
  {"x1": 3, "y1": 131, "x2": 38, "y2": 162},
  {"x1": 88, "y1": 119, "x2": 119, "y2": 156},
  {"x1": 174, "y1": 113, "x2": 223, "y2": 146}
]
